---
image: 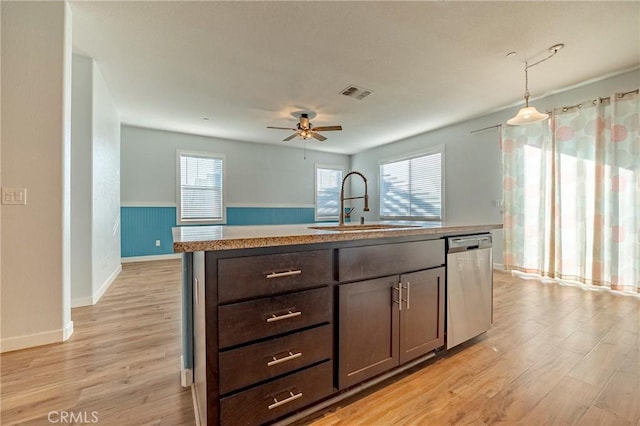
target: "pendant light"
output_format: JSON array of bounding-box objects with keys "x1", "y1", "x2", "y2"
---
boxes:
[{"x1": 507, "y1": 44, "x2": 564, "y2": 126}]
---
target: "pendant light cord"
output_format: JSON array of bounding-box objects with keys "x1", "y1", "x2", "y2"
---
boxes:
[
  {"x1": 523, "y1": 63, "x2": 530, "y2": 107},
  {"x1": 521, "y1": 44, "x2": 563, "y2": 107}
]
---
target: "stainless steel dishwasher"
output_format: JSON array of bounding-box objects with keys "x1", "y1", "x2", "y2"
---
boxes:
[{"x1": 446, "y1": 234, "x2": 493, "y2": 349}]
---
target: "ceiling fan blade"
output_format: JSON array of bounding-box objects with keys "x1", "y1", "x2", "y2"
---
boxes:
[
  {"x1": 283, "y1": 133, "x2": 298, "y2": 142},
  {"x1": 312, "y1": 125, "x2": 342, "y2": 132},
  {"x1": 310, "y1": 132, "x2": 327, "y2": 141},
  {"x1": 267, "y1": 126, "x2": 297, "y2": 130}
]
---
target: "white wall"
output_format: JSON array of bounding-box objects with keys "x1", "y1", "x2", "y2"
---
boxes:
[
  {"x1": 351, "y1": 69, "x2": 640, "y2": 265},
  {"x1": 71, "y1": 55, "x2": 93, "y2": 305},
  {"x1": 1, "y1": 1, "x2": 73, "y2": 352},
  {"x1": 70, "y1": 54, "x2": 121, "y2": 307},
  {"x1": 91, "y1": 63, "x2": 121, "y2": 299},
  {"x1": 121, "y1": 125, "x2": 351, "y2": 206}
]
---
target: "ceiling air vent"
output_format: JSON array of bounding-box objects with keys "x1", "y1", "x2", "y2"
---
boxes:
[{"x1": 340, "y1": 85, "x2": 373, "y2": 100}]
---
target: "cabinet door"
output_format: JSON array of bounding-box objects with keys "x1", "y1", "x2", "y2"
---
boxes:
[
  {"x1": 399, "y1": 268, "x2": 445, "y2": 364},
  {"x1": 338, "y1": 276, "x2": 400, "y2": 389}
]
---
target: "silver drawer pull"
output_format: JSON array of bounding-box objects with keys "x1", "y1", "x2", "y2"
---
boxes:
[
  {"x1": 266, "y1": 311, "x2": 302, "y2": 323},
  {"x1": 268, "y1": 391, "x2": 303, "y2": 410},
  {"x1": 267, "y1": 351, "x2": 303, "y2": 367},
  {"x1": 266, "y1": 269, "x2": 302, "y2": 279}
]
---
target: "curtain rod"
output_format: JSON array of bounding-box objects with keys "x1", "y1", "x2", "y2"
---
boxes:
[
  {"x1": 470, "y1": 123, "x2": 502, "y2": 134},
  {"x1": 617, "y1": 89, "x2": 639, "y2": 98},
  {"x1": 558, "y1": 89, "x2": 639, "y2": 112},
  {"x1": 470, "y1": 89, "x2": 638, "y2": 133}
]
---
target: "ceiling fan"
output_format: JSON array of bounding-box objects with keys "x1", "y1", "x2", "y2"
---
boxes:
[{"x1": 267, "y1": 113, "x2": 342, "y2": 142}]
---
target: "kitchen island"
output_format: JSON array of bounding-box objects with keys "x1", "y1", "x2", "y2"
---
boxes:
[{"x1": 173, "y1": 222, "x2": 502, "y2": 426}]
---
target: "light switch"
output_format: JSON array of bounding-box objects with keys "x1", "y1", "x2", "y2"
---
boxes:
[{"x1": 2, "y1": 187, "x2": 27, "y2": 205}]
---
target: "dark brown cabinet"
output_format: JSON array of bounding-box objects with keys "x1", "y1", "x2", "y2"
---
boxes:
[
  {"x1": 220, "y1": 361, "x2": 333, "y2": 426},
  {"x1": 338, "y1": 276, "x2": 400, "y2": 388},
  {"x1": 337, "y1": 241, "x2": 445, "y2": 389},
  {"x1": 218, "y1": 287, "x2": 331, "y2": 348},
  {"x1": 195, "y1": 237, "x2": 450, "y2": 425},
  {"x1": 399, "y1": 268, "x2": 445, "y2": 364},
  {"x1": 197, "y1": 247, "x2": 335, "y2": 426},
  {"x1": 218, "y1": 250, "x2": 332, "y2": 302},
  {"x1": 338, "y1": 240, "x2": 444, "y2": 282},
  {"x1": 218, "y1": 323, "x2": 332, "y2": 395}
]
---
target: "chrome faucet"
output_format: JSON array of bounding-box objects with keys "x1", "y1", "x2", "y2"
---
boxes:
[{"x1": 340, "y1": 171, "x2": 370, "y2": 225}]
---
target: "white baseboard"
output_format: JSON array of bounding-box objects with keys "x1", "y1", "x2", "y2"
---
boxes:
[
  {"x1": 181, "y1": 361, "x2": 193, "y2": 387},
  {"x1": 63, "y1": 321, "x2": 74, "y2": 341},
  {"x1": 1, "y1": 327, "x2": 67, "y2": 353},
  {"x1": 121, "y1": 253, "x2": 182, "y2": 263},
  {"x1": 493, "y1": 263, "x2": 505, "y2": 271},
  {"x1": 93, "y1": 264, "x2": 122, "y2": 304},
  {"x1": 71, "y1": 265, "x2": 123, "y2": 308}
]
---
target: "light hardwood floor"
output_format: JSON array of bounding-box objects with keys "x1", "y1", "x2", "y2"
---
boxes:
[
  {"x1": 2, "y1": 260, "x2": 638, "y2": 425},
  {"x1": 308, "y1": 272, "x2": 640, "y2": 426},
  {"x1": 1, "y1": 260, "x2": 194, "y2": 425}
]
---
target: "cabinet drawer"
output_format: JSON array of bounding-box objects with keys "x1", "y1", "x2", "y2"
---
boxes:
[
  {"x1": 220, "y1": 361, "x2": 333, "y2": 426},
  {"x1": 219, "y1": 324, "x2": 332, "y2": 395},
  {"x1": 338, "y1": 239, "x2": 444, "y2": 281},
  {"x1": 218, "y1": 287, "x2": 331, "y2": 349},
  {"x1": 218, "y1": 250, "x2": 332, "y2": 302}
]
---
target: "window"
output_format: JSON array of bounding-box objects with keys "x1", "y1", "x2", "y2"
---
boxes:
[
  {"x1": 177, "y1": 151, "x2": 225, "y2": 224},
  {"x1": 379, "y1": 149, "x2": 443, "y2": 221},
  {"x1": 315, "y1": 165, "x2": 343, "y2": 221}
]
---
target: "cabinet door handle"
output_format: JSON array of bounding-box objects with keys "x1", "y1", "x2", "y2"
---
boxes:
[
  {"x1": 267, "y1": 351, "x2": 303, "y2": 367},
  {"x1": 268, "y1": 390, "x2": 303, "y2": 410},
  {"x1": 404, "y1": 282, "x2": 411, "y2": 310},
  {"x1": 394, "y1": 283, "x2": 403, "y2": 311},
  {"x1": 266, "y1": 310, "x2": 302, "y2": 323},
  {"x1": 266, "y1": 269, "x2": 302, "y2": 279}
]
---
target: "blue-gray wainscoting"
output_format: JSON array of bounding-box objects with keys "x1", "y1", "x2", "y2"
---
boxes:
[{"x1": 121, "y1": 206, "x2": 318, "y2": 257}]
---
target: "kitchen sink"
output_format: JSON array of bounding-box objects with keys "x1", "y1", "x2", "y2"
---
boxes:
[{"x1": 309, "y1": 224, "x2": 421, "y2": 232}]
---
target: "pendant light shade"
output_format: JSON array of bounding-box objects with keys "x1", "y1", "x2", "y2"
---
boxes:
[{"x1": 507, "y1": 106, "x2": 549, "y2": 125}]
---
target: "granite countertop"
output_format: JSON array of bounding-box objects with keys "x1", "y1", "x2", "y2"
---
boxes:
[{"x1": 172, "y1": 221, "x2": 503, "y2": 252}]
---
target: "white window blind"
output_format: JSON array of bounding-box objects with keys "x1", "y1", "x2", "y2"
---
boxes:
[
  {"x1": 316, "y1": 166, "x2": 343, "y2": 220},
  {"x1": 179, "y1": 153, "x2": 224, "y2": 222},
  {"x1": 380, "y1": 151, "x2": 442, "y2": 220}
]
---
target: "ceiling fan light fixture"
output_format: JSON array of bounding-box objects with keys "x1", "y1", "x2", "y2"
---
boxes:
[{"x1": 268, "y1": 111, "x2": 342, "y2": 142}]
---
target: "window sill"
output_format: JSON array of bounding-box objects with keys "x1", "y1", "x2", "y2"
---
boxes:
[
  {"x1": 315, "y1": 217, "x2": 340, "y2": 222},
  {"x1": 177, "y1": 219, "x2": 226, "y2": 226},
  {"x1": 380, "y1": 217, "x2": 441, "y2": 222}
]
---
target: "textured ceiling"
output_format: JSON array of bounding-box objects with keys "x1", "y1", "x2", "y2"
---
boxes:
[{"x1": 70, "y1": 1, "x2": 640, "y2": 155}]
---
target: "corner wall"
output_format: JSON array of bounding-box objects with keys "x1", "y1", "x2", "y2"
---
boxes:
[
  {"x1": 91, "y1": 62, "x2": 121, "y2": 299},
  {"x1": 70, "y1": 54, "x2": 121, "y2": 307},
  {"x1": 71, "y1": 55, "x2": 93, "y2": 306},
  {"x1": 1, "y1": 1, "x2": 73, "y2": 352}
]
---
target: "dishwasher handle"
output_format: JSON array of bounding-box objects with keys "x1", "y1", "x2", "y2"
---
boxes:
[{"x1": 448, "y1": 235, "x2": 492, "y2": 252}]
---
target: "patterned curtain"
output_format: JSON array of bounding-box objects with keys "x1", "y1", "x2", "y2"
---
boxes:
[{"x1": 502, "y1": 91, "x2": 639, "y2": 293}]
